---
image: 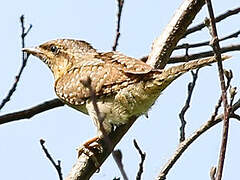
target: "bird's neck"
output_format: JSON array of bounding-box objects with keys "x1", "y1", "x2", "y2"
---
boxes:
[{"x1": 51, "y1": 58, "x2": 73, "y2": 81}]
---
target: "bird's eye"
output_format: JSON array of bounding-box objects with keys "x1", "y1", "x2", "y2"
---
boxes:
[{"x1": 50, "y1": 45, "x2": 59, "y2": 54}]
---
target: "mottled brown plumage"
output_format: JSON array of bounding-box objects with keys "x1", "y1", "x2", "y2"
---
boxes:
[{"x1": 23, "y1": 39, "x2": 230, "y2": 138}]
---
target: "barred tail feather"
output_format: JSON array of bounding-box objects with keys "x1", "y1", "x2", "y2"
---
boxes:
[
  {"x1": 158, "y1": 55, "x2": 231, "y2": 81},
  {"x1": 150, "y1": 55, "x2": 231, "y2": 92}
]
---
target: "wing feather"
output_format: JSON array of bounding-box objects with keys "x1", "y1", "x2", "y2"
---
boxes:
[{"x1": 55, "y1": 52, "x2": 153, "y2": 105}]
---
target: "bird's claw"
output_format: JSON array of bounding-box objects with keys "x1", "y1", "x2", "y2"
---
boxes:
[{"x1": 77, "y1": 137, "x2": 103, "y2": 171}]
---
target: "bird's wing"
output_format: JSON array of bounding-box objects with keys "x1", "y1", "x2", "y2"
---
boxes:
[
  {"x1": 54, "y1": 59, "x2": 141, "y2": 105},
  {"x1": 98, "y1": 52, "x2": 153, "y2": 74}
]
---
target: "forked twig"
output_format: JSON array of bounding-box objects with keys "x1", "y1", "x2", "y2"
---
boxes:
[
  {"x1": 183, "y1": 7, "x2": 240, "y2": 38},
  {"x1": 40, "y1": 139, "x2": 63, "y2": 180},
  {"x1": 179, "y1": 69, "x2": 200, "y2": 142},
  {"x1": 0, "y1": 15, "x2": 32, "y2": 110},
  {"x1": 141, "y1": 44, "x2": 240, "y2": 64},
  {"x1": 176, "y1": 30, "x2": 240, "y2": 50},
  {"x1": 133, "y1": 139, "x2": 146, "y2": 180}
]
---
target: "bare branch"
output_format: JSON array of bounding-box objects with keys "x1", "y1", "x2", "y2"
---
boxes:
[
  {"x1": 133, "y1": 139, "x2": 146, "y2": 180},
  {"x1": 176, "y1": 30, "x2": 240, "y2": 50},
  {"x1": 0, "y1": 98, "x2": 64, "y2": 125},
  {"x1": 112, "y1": 150, "x2": 128, "y2": 180},
  {"x1": 205, "y1": 1, "x2": 230, "y2": 180},
  {"x1": 168, "y1": 44, "x2": 240, "y2": 64},
  {"x1": 179, "y1": 69, "x2": 200, "y2": 142},
  {"x1": 229, "y1": 86, "x2": 237, "y2": 107},
  {"x1": 146, "y1": 0, "x2": 206, "y2": 69},
  {"x1": 183, "y1": 7, "x2": 240, "y2": 38},
  {"x1": 112, "y1": 0, "x2": 125, "y2": 51},
  {"x1": 40, "y1": 139, "x2": 63, "y2": 180},
  {"x1": 113, "y1": 177, "x2": 120, "y2": 180},
  {"x1": 141, "y1": 44, "x2": 240, "y2": 64},
  {"x1": 230, "y1": 113, "x2": 240, "y2": 121},
  {"x1": 0, "y1": 15, "x2": 32, "y2": 110}
]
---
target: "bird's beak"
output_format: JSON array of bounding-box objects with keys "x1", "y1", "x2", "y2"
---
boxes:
[
  {"x1": 22, "y1": 47, "x2": 47, "y2": 61},
  {"x1": 22, "y1": 47, "x2": 42, "y2": 56}
]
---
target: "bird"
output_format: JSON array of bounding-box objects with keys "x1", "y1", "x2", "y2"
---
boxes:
[{"x1": 22, "y1": 39, "x2": 229, "y2": 147}]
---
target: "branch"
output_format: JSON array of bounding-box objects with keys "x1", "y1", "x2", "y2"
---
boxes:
[
  {"x1": 133, "y1": 139, "x2": 146, "y2": 180},
  {"x1": 205, "y1": 1, "x2": 230, "y2": 180},
  {"x1": 112, "y1": 150, "x2": 128, "y2": 180},
  {"x1": 146, "y1": 0, "x2": 206, "y2": 69},
  {"x1": 183, "y1": 7, "x2": 240, "y2": 38},
  {"x1": 168, "y1": 44, "x2": 240, "y2": 63},
  {"x1": 0, "y1": 98, "x2": 64, "y2": 125},
  {"x1": 176, "y1": 30, "x2": 240, "y2": 50},
  {"x1": 0, "y1": 15, "x2": 32, "y2": 110},
  {"x1": 40, "y1": 139, "x2": 63, "y2": 180},
  {"x1": 179, "y1": 69, "x2": 200, "y2": 142},
  {"x1": 112, "y1": 0, "x2": 124, "y2": 51}
]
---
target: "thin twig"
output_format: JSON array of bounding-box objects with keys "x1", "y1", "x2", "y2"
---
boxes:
[
  {"x1": 183, "y1": 7, "x2": 240, "y2": 38},
  {"x1": 0, "y1": 98, "x2": 64, "y2": 125},
  {"x1": 40, "y1": 139, "x2": 63, "y2": 180},
  {"x1": 209, "y1": 69, "x2": 232, "y2": 123},
  {"x1": 231, "y1": 113, "x2": 240, "y2": 121},
  {"x1": 112, "y1": 150, "x2": 129, "y2": 180},
  {"x1": 179, "y1": 69, "x2": 200, "y2": 142},
  {"x1": 205, "y1": 1, "x2": 230, "y2": 180},
  {"x1": 0, "y1": 15, "x2": 32, "y2": 110},
  {"x1": 112, "y1": 0, "x2": 124, "y2": 51},
  {"x1": 176, "y1": 30, "x2": 240, "y2": 50},
  {"x1": 80, "y1": 77, "x2": 105, "y2": 125},
  {"x1": 170, "y1": 44, "x2": 239, "y2": 63},
  {"x1": 229, "y1": 86, "x2": 237, "y2": 107},
  {"x1": 133, "y1": 139, "x2": 146, "y2": 180},
  {"x1": 141, "y1": 44, "x2": 240, "y2": 64},
  {"x1": 80, "y1": 77, "x2": 129, "y2": 180},
  {"x1": 113, "y1": 177, "x2": 121, "y2": 180}
]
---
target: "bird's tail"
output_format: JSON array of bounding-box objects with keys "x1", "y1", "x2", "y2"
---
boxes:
[{"x1": 148, "y1": 55, "x2": 231, "y2": 92}]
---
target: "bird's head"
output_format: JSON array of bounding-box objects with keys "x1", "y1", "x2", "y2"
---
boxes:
[{"x1": 22, "y1": 39, "x2": 97, "y2": 80}]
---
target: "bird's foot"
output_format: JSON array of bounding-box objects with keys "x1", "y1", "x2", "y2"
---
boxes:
[{"x1": 77, "y1": 137, "x2": 103, "y2": 170}]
